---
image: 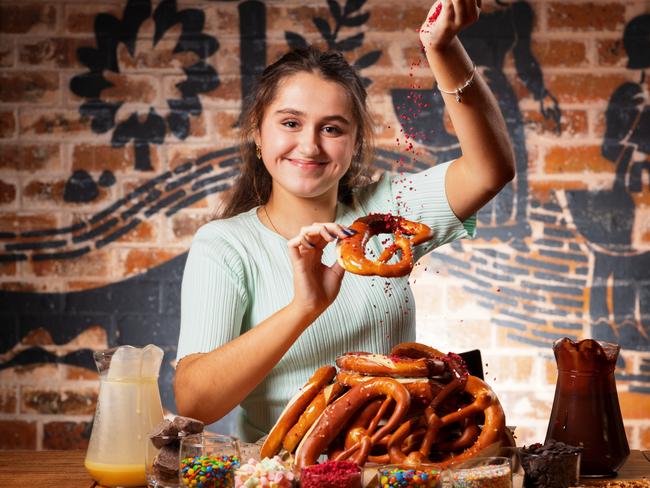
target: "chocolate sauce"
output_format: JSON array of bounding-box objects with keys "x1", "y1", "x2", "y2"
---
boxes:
[{"x1": 545, "y1": 338, "x2": 629, "y2": 477}]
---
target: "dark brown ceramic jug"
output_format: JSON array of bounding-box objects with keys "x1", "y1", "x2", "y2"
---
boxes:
[{"x1": 545, "y1": 338, "x2": 629, "y2": 477}]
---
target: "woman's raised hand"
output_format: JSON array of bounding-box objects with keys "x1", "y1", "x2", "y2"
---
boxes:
[
  {"x1": 287, "y1": 223, "x2": 354, "y2": 318},
  {"x1": 419, "y1": 0, "x2": 481, "y2": 51}
]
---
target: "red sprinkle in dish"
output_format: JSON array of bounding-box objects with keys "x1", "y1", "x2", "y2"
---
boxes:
[{"x1": 301, "y1": 460, "x2": 361, "y2": 488}]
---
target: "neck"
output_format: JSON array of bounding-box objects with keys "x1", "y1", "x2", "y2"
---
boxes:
[{"x1": 261, "y1": 187, "x2": 338, "y2": 239}]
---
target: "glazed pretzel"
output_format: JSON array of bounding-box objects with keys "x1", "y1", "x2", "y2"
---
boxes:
[
  {"x1": 260, "y1": 365, "x2": 336, "y2": 459},
  {"x1": 336, "y1": 370, "x2": 442, "y2": 403},
  {"x1": 387, "y1": 375, "x2": 506, "y2": 468},
  {"x1": 294, "y1": 377, "x2": 411, "y2": 468},
  {"x1": 336, "y1": 352, "x2": 446, "y2": 378},
  {"x1": 336, "y1": 213, "x2": 433, "y2": 277}
]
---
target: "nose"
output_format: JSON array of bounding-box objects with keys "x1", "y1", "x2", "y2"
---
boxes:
[{"x1": 297, "y1": 128, "x2": 320, "y2": 157}]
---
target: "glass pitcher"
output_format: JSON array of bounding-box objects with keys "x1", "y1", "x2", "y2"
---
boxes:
[
  {"x1": 84, "y1": 344, "x2": 165, "y2": 487},
  {"x1": 545, "y1": 338, "x2": 629, "y2": 477}
]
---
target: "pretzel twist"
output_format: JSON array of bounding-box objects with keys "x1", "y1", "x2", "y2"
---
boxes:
[
  {"x1": 387, "y1": 375, "x2": 506, "y2": 468},
  {"x1": 294, "y1": 377, "x2": 411, "y2": 468},
  {"x1": 336, "y1": 214, "x2": 433, "y2": 277}
]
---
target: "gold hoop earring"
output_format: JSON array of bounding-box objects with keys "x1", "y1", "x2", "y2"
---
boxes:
[{"x1": 255, "y1": 145, "x2": 262, "y2": 160}]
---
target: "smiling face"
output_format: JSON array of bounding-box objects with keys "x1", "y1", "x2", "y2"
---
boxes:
[{"x1": 254, "y1": 71, "x2": 358, "y2": 202}]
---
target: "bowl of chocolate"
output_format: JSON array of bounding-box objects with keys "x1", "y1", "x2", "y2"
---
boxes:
[{"x1": 519, "y1": 439, "x2": 582, "y2": 488}]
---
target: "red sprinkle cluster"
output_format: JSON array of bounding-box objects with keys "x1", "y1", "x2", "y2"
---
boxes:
[
  {"x1": 428, "y1": 2, "x2": 443, "y2": 24},
  {"x1": 300, "y1": 460, "x2": 361, "y2": 488}
]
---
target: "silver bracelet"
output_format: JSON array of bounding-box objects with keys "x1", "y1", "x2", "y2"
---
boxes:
[{"x1": 437, "y1": 64, "x2": 477, "y2": 103}]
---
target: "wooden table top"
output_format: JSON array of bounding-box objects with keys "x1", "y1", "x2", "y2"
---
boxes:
[{"x1": 0, "y1": 449, "x2": 647, "y2": 487}]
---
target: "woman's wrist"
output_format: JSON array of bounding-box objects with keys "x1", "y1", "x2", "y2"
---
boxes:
[{"x1": 286, "y1": 299, "x2": 326, "y2": 328}]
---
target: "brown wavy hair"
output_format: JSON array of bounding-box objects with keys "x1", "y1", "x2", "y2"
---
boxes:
[{"x1": 219, "y1": 46, "x2": 375, "y2": 219}]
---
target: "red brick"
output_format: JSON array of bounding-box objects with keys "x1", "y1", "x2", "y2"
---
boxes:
[
  {"x1": 0, "y1": 261, "x2": 16, "y2": 276},
  {"x1": 121, "y1": 248, "x2": 179, "y2": 275},
  {"x1": 619, "y1": 391, "x2": 650, "y2": 420},
  {"x1": 0, "y1": 4, "x2": 57, "y2": 34},
  {"x1": 367, "y1": 5, "x2": 428, "y2": 32},
  {"x1": 0, "y1": 144, "x2": 60, "y2": 171},
  {"x1": 0, "y1": 72, "x2": 59, "y2": 104},
  {"x1": 530, "y1": 180, "x2": 591, "y2": 202},
  {"x1": 72, "y1": 144, "x2": 160, "y2": 172},
  {"x1": 544, "y1": 145, "x2": 614, "y2": 174},
  {"x1": 640, "y1": 426, "x2": 650, "y2": 450},
  {"x1": 0, "y1": 420, "x2": 36, "y2": 449},
  {"x1": 117, "y1": 36, "x2": 201, "y2": 71},
  {"x1": 19, "y1": 110, "x2": 91, "y2": 137},
  {"x1": 0, "y1": 179, "x2": 16, "y2": 205},
  {"x1": 522, "y1": 109, "x2": 588, "y2": 136},
  {"x1": 0, "y1": 387, "x2": 17, "y2": 414},
  {"x1": 21, "y1": 387, "x2": 98, "y2": 415},
  {"x1": 18, "y1": 37, "x2": 96, "y2": 69},
  {"x1": 597, "y1": 38, "x2": 627, "y2": 67},
  {"x1": 0, "y1": 38, "x2": 13, "y2": 68},
  {"x1": 29, "y1": 250, "x2": 111, "y2": 278},
  {"x1": 0, "y1": 111, "x2": 15, "y2": 138},
  {"x1": 367, "y1": 74, "x2": 432, "y2": 97},
  {"x1": 64, "y1": 4, "x2": 122, "y2": 34},
  {"x1": 266, "y1": 6, "x2": 330, "y2": 35},
  {"x1": 43, "y1": 421, "x2": 92, "y2": 450},
  {"x1": 531, "y1": 39, "x2": 588, "y2": 68},
  {"x1": 102, "y1": 73, "x2": 159, "y2": 105},
  {"x1": 203, "y1": 5, "x2": 239, "y2": 36},
  {"x1": 62, "y1": 365, "x2": 100, "y2": 381},
  {"x1": 116, "y1": 219, "x2": 157, "y2": 243},
  {"x1": 210, "y1": 111, "x2": 240, "y2": 140},
  {"x1": 171, "y1": 214, "x2": 212, "y2": 240},
  {"x1": 0, "y1": 214, "x2": 58, "y2": 234},
  {"x1": 547, "y1": 2, "x2": 625, "y2": 31},
  {"x1": 543, "y1": 73, "x2": 628, "y2": 104},
  {"x1": 22, "y1": 178, "x2": 68, "y2": 206}
]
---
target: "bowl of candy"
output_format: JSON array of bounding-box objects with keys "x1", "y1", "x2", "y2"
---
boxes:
[
  {"x1": 377, "y1": 464, "x2": 442, "y2": 487},
  {"x1": 179, "y1": 432, "x2": 240, "y2": 487}
]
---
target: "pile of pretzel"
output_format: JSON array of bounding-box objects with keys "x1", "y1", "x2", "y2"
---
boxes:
[{"x1": 260, "y1": 342, "x2": 511, "y2": 469}]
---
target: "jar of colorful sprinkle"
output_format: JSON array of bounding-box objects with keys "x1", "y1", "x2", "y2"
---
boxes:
[
  {"x1": 377, "y1": 464, "x2": 442, "y2": 487},
  {"x1": 446, "y1": 456, "x2": 512, "y2": 488},
  {"x1": 179, "y1": 433, "x2": 240, "y2": 488}
]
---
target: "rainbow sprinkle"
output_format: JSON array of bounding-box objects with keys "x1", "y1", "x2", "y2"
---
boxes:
[
  {"x1": 181, "y1": 454, "x2": 240, "y2": 487},
  {"x1": 449, "y1": 464, "x2": 511, "y2": 488},
  {"x1": 378, "y1": 466, "x2": 441, "y2": 487}
]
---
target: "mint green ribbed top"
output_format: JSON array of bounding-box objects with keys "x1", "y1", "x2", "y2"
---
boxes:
[{"x1": 177, "y1": 161, "x2": 475, "y2": 441}]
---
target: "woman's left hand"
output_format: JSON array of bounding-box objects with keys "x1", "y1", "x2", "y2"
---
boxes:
[{"x1": 419, "y1": 0, "x2": 481, "y2": 52}]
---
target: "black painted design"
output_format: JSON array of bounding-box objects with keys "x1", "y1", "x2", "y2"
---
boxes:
[
  {"x1": 566, "y1": 14, "x2": 650, "y2": 350},
  {"x1": 0, "y1": 254, "x2": 187, "y2": 410},
  {"x1": 0, "y1": 149, "x2": 238, "y2": 263},
  {"x1": 68, "y1": 0, "x2": 219, "y2": 198},
  {"x1": 285, "y1": 0, "x2": 381, "y2": 87},
  {"x1": 392, "y1": 1, "x2": 560, "y2": 242}
]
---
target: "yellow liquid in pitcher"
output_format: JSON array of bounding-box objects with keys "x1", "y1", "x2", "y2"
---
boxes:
[{"x1": 84, "y1": 460, "x2": 146, "y2": 487}]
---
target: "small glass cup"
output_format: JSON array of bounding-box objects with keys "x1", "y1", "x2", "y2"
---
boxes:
[
  {"x1": 446, "y1": 456, "x2": 512, "y2": 488},
  {"x1": 179, "y1": 432, "x2": 241, "y2": 488},
  {"x1": 146, "y1": 435, "x2": 181, "y2": 488},
  {"x1": 377, "y1": 464, "x2": 442, "y2": 487}
]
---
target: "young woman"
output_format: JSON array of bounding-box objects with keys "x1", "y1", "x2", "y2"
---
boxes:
[{"x1": 174, "y1": 0, "x2": 514, "y2": 441}]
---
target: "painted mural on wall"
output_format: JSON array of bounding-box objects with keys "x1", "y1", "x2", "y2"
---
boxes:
[{"x1": 1, "y1": 0, "x2": 649, "y2": 423}]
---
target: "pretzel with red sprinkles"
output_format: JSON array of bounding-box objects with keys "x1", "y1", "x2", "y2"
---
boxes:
[{"x1": 336, "y1": 213, "x2": 433, "y2": 277}]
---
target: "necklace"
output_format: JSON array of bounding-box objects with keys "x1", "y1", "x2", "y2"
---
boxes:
[{"x1": 263, "y1": 205, "x2": 282, "y2": 236}]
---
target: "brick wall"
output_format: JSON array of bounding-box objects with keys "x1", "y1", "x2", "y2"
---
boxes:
[{"x1": 0, "y1": 0, "x2": 648, "y2": 451}]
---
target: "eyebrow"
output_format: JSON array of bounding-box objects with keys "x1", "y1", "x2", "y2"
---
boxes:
[{"x1": 274, "y1": 108, "x2": 351, "y2": 125}]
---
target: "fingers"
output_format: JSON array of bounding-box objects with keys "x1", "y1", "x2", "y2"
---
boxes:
[{"x1": 287, "y1": 223, "x2": 356, "y2": 254}]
